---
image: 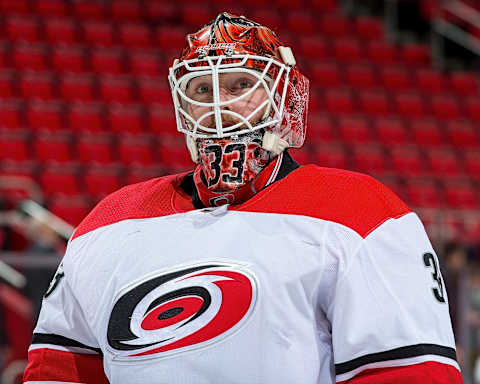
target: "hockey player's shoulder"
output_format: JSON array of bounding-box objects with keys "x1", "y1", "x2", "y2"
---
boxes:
[
  {"x1": 241, "y1": 165, "x2": 411, "y2": 238},
  {"x1": 72, "y1": 172, "x2": 192, "y2": 240}
]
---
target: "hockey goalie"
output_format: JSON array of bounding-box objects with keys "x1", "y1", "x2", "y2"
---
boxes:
[{"x1": 24, "y1": 12, "x2": 463, "y2": 384}]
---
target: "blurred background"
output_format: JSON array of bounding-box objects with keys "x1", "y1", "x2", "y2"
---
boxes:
[{"x1": 0, "y1": 0, "x2": 478, "y2": 382}]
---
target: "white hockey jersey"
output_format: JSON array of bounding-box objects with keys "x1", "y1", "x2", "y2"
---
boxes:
[{"x1": 24, "y1": 163, "x2": 463, "y2": 383}]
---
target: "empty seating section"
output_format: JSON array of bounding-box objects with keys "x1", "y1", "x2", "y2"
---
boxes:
[{"x1": 0, "y1": 0, "x2": 478, "y2": 232}]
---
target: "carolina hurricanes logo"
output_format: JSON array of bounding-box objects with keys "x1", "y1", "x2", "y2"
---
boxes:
[{"x1": 107, "y1": 262, "x2": 257, "y2": 360}]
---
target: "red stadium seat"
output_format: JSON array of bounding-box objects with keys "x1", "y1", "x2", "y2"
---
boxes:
[
  {"x1": 158, "y1": 139, "x2": 194, "y2": 171},
  {"x1": 110, "y1": 0, "x2": 143, "y2": 22},
  {"x1": 137, "y1": 77, "x2": 171, "y2": 105},
  {"x1": 125, "y1": 164, "x2": 165, "y2": 185},
  {"x1": 145, "y1": 1, "x2": 177, "y2": 23},
  {"x1": 430, "y1": 94, "x2": 461, "y2": 120},
  {"x1": 73, "y1": 1, "x2": 105, "y2": 19},
  {"x1": 444, "y1": 181, "x2": 478, "y2": 209},
  {"x1": 445, "y1": 121, "x2": 479, "y2": 149},
  {"x1": 34, "y1": 0, "x2": 69, "y2": 17},
  {"x1": 119, "y1": 23, "x2": 152, "y2": 48},
  {"x1": 366, "y1": 41, "x2": 397, "y2": 65},
  {"x1": 59, "y1": 73, "x2": 96, "y2": 102},
  {"x1": 5, "y1": 16, "x2": 41, "y2": 42},
  {"x1": 298, "y1": 36, "x2": 330, "y2": 60},
  {"x1": 390, "y1": 146, "x2": 425, "y2": 176},
  {"x1": 425, "y1": 147, "x2": 463, "y2": 177},
  {"x1": 39, "y1": 165, "x2": 81, "y2": 197},
  {"x1": 401, "y1": 43, "x2": 430, "y2": 67},
  {"x1": 311, "y1": 0, "x2": 338, "y2": 11},
  {"x1": 324, "y1": 88, "x2": 356, "y2": 114},
  {"x1": 0, "y1": 0, "x2": 30, "y2": 14},
  {"x1": 83, "y1": 166, "x2": 122, "y2": 200},
  {"x1": 91, "y1": 48, "x2": 126, "y2": 74},
  {"x1": 147, "y1": 106, "x2": 177, "y2": 135},
  {"x1": 405, "y1": 178, "x2": 442, "y2": 208},
  {"x1": 464, "y1": 149, "x2": 480, "y2": 179},
  {"x1": 0, "y1": 43, "x2": 10, "y2": 69},
  {"x1": 0, "y1": 132, "x2": 28, "y2": 161},
  {"x1": 19, "y1": 72, "x2": 56, "y2": 100},
  {"x1": 310, "y1": 62, "x2": 342, "y2": 87},
  {"x1": 394, "y1": 91, "x2": 426, "y2": 117},
  {"x1": 68, "y1": 102, "x2": 106, "y2": 132},
  {"x1": 312, "y1": 143, "x2": 348, "y2": 169},
  {"x1": 333, "y1": 38, "x2": 363, "y2": 62},
  {"x1": 353, "y1": 16, "x2": 384, "y2": 40},
  {"x1": 450, "y1": 71, "x2": 479, "y2": 96},
  {"x1": 345, "y1": 64, "x2": 378, "y2": 89},
  {"x1": 251, "y1": 10, "x2": 281, "y2": 30},
  {"x1": 26, "y1": 101, "x2": 64, "y2": 131},
  {"x1": 107, "y1": 104, "x2": 144, "y2": 134},
  {"x1": 33, "y1": 132, "x2": 72, "y2": 163},
  {"x1": 351, "y1": 144, "x2": 387, "y2": 175},
  {"x1": 48, "y1": 196, "x2": 92, "y2": 226},
  {"x1": 465, "y1": 96, "x2": 480, "y2": 122},
  {"x1": 374, "y1": 117, "x2": 409, "y2": 145},
  {"x1": 52, "y1": 45, "x2": 87, "y2": 73},
  {"x1": 0, "y1": 70, "x2": 17, "y2": 99},
  {"x1": 380, "y1": 66, "x2": 412, "y2": 90},
  {"x1": 129, "y1": 51, "x2": 164, "y2": 77},
  {"x1": 82, "y1": 20, "x2": 116, "y2": 46},
  {"x1": 99, "y1": 75, "x2": 134, "y2": 103},
  {"x1": 415, "y1": 68, "x2": 448, "y2": 93},
  {"x1": 44, "y1": 18, "x2": 79, "y2": 45},
  {"x1": 0, "y1": 100, "x2": 23, "y2": 130},
  {"x1": 358, "y1": 90, "x2": 391, "y2": 116},
  {"x1": 318, "y1": 13, "x2": 350, "y2": 37},
  {"x1": 75, "y1": 133, "x2": 115, "y2": 164},
  {"x1": 290, "y1": 147, "x2": 312, "y2": 165},
  {"x1": 118, "y1": 135, "x2": 155, "y2": 165},
  {"x1": 180, "y1": 5, "x2": 214, "y2": 28},
  {"x1": 338, "y1": 115, "x2": 372, "y2": 144},
  {"x1": 156, "y1": 26, "x2": 187, "y2": 51},
  {"x1": 411, "y1": 119, "x2": 445, "y2": 147},
  {"x1": 287, "y1": 12, "x2": 315, "y2": 34},
  {"x1": 12, "y1": 43, "x2": 49, "y2": 71},
  {"x1": 308, "y1": 113, "x2": 337, "y2": 143}
]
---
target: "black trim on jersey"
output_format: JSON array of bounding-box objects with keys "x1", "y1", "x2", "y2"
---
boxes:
[
  {"x1": 268, "y1": 150, "x2": 300, "y2": 185},
  {"x1": 335, "y1": 343, "x2": 457, "y2": 375},
  {"x1": 32, "y1": 333, "x2": 102, "y2": 354},
  {"x1": 179, "y1": 172, "x2": 205, "y2": 209}
]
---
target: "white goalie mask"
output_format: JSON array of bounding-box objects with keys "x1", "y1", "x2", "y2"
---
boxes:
[{"x1": 167, "y1": 13, "x2": 309, "y2": 194}]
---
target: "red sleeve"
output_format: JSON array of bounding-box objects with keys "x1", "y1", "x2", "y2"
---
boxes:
[
  {"x1": 23, "y1": 348, "x2": 109, "y2": 383},
  {"x1": 338, "y1": 362, "x2": 463, "y2": 384}
]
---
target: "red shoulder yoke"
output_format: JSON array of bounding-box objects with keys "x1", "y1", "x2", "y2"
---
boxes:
[
  {"x1": 234, "y1": 165, "x2": 411, "y2": 238},
  {"x1": 72, "y1": 172, "x2": 195, "y2": 240}
]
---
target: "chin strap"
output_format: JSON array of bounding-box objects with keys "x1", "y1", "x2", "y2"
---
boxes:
[{"x1": 193, "y1": 152, "x2": 284, "y2": 207}]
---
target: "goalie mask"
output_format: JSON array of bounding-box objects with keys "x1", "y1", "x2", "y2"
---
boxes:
[{"x1": 169, "y1": 12, "x2": 309, "y2": 196}]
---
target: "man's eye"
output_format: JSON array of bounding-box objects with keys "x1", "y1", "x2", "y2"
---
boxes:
[
  {"x1": 196, "y1": 84, "x2": 210, "y2": 93},
  {"x1": 237, "y1": 80, "x2": 251, "y2": 89}
]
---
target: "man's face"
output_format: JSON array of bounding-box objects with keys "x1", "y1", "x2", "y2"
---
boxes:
[{"x1": 184, "y1": 71, "x2": 269, "y2": 131}]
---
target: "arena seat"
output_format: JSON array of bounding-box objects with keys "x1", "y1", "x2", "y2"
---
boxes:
[
  {"x1": 67, "y1": 102, "x2": 105, "y2": 132},
  {"x1": 75, "y1": 133, "x2": 115, "y2": 165},
  {"x1": 59, "y1": 73, "x2": 96, "y2": 102}
]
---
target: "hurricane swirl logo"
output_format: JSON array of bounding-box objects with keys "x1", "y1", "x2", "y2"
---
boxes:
[{"x1": 107, "y1": 262, "x2": 257, "y2": 360}]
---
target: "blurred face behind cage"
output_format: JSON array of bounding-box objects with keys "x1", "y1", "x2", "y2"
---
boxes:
[{"x1": 184, "y1": 72, "x2": 270, "y2": 132}]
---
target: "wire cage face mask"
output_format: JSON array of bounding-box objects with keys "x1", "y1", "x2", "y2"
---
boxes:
[{"x1": 169, "y1": 54, "x2": 292, "y2": 140}]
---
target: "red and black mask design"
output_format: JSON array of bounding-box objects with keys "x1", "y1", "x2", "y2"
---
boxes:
[{"x1": 196, "y1": 130, "x2": 270, "y2": 193}]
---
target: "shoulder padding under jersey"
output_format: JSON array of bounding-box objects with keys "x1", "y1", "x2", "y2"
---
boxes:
[
  {"x1": 235, "y1": 165, "x2": 411, "y2": 238},
  {"x1": 72, "y1": 172, "x2": 194, "y2": 240}
]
